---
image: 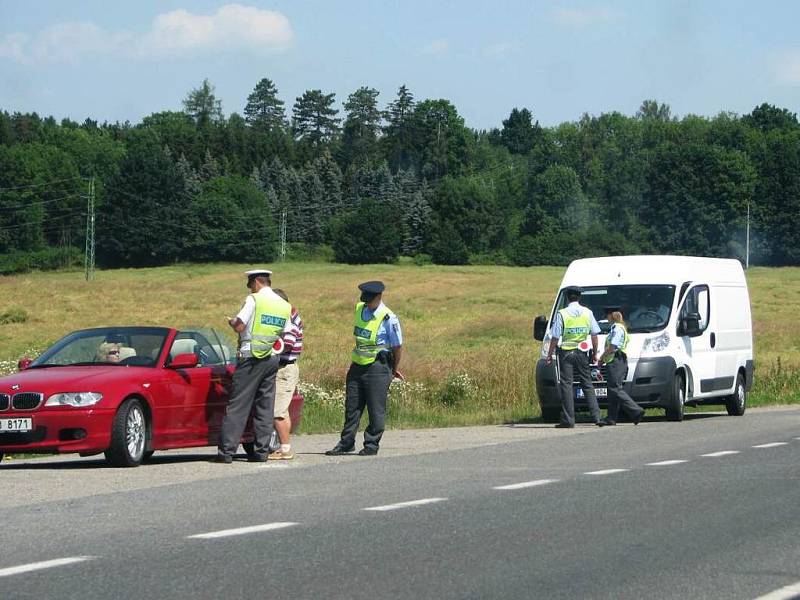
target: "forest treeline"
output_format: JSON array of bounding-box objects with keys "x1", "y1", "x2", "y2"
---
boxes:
[{"x1": 1, "y1": 77, "x2": 799, "y2": 273}]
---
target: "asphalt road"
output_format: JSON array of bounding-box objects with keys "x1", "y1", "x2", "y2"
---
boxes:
[{"x1": 1, "y1": 407, "x2": 799, "y2": 600}]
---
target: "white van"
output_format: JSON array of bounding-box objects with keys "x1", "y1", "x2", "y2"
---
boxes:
[{"x1": 533, "y1": 255, "x2": 754, "y2": 422}]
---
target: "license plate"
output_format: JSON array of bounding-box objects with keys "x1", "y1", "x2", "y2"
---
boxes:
[
  {"x1": 0, "y1": 417, "x2": 33, "y2": 432},
  {"x1": 576, "y1": 388, "x2": 608, "y2": 399}
]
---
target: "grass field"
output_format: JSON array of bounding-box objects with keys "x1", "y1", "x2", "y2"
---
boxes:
[{"x1": 1, "y1": 261, "x2": 798, "y2": 434}]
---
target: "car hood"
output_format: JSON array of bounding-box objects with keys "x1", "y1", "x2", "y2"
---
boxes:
[{"x1": 0, "y1": 366, "x2": 156, "y2": 394}]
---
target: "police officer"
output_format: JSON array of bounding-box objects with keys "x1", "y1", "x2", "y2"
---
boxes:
[
  {"x1": 216, "y1": 269, "x2": 292, "y2": 463},
  {"x1": 545, "y1": 287, "x2": 602, "y2": 428},
  {"x1": 597, "y1": 306, "x2": 645, "y2": 426},
  {"x1": 326, "y1": 281, "x2": 403, "y2": 456}
]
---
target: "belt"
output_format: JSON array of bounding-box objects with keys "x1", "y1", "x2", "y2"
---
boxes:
[{"x1": 279, "y1": 357, "x2": 297, "y2": 366}]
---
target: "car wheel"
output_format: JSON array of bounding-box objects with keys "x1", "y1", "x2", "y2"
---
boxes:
[
  {"x1": 541, "y1": 406, "x2": 560, "y2": 423},
  {"x1": 0, "y1": 452, "x2": 4, "y2": 462},
  {"x1": 142, "y1": 450, "x2": 155, "y2": 462},
  {"x1": 105, "y1": 399, "x2": 147, "y2": 467},
  {"x1": 725, "y1": 373, "x2": 746, "y2": 416},
  {"x1": 665, "y1": 373, "x2": 685, "y2": 422}
]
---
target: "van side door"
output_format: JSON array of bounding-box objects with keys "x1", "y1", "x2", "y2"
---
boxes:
[{"x1": 676, "y1": 284, "x2": 716, "y2": 398}]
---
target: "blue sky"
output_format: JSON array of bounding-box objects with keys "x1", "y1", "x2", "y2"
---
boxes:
[{"x1": 1, "y1": 1, "x2": 799, "y2": 129}]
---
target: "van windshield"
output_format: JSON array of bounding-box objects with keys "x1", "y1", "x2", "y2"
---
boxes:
[{"x1": 554, "y1": 285, "x2": 676, "y2": 334}]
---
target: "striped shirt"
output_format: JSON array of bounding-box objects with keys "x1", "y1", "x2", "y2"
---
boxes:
[{"x1": 280, "y1": 305, "x2": 304, "y2": 363}]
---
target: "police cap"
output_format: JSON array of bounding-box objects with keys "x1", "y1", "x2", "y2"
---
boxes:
[
  {"x1": 604, "y1": 305, "x2": 622, "y2": 314},
  {"x1": 245, "y1": 269, "x2": 272, "y2": 278},
  {"x1": 358, "y1": 280, "x2": 385, "y2": 295},
  {"x1": 564, "y1": 286, "x2": 582, "y2": 297}
]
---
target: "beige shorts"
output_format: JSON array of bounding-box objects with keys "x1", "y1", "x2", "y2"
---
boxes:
[{"x1": 274, "y1": 362, "x2": 299, "y2": 419}]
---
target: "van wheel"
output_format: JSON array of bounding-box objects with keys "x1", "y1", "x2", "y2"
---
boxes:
[
  {"x1": 541, "y1": 407, "x2": 560, "y2": 423},
  {"x1": 665, "y1": 373, "x2": 685, "y2": 422},
  {"x1": 725, "y1": 373, "x2": 746, "y2": 416},
  {"x1": 104, "y1": 399, "x2": 147, "y2": 467}
]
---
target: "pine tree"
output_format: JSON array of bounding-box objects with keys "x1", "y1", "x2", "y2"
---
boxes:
[
  {"x1": 291, "y1": 89, "x2": 341, "y2": 145},
  {"x1": 244, "y1": 78, "x2": 286, "y2": 132},
  {"x1": 182, "y1": 79, "x2": 224, "y2": 128}
]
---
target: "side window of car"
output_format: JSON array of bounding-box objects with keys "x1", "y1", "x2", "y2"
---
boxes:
[{"x1": 679, "y1": 285, "x2": 710, "y2": 334}]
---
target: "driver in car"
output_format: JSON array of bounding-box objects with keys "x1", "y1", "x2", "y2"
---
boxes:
[
  {"x1": 630, "y1": 291, "x2": 670, "y2": 325},
  {"x1": 95, "y1": 342, "x2": 122, "y2": 363}
]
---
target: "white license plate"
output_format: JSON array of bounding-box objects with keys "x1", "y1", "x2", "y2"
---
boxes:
[
  {"x1": 0, "y1": 417, "x2": 33, "y2": 432},
  {"x1": 576, "y1": 388, "x2": 608, "y2": 398}
]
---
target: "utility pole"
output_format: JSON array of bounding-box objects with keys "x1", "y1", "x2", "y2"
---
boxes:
[
  {"x1": 280, "y1": 208, "x2": 287, "y2": 261},
  {"x1": 84, "y1": 176, "x2": 95, "y2": 281},
  {"x1": 745, "y1": 200, "x2": 750, "y2": 269}
]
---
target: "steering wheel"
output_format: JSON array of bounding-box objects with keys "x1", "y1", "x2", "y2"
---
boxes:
[{"x1": 636, "y1": 310, "x2": 661, "y2": 324}]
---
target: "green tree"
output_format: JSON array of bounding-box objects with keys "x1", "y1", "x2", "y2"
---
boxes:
[
  {"x1": 244, "y1": 78, "x2": 286, "y2": 132},
  {"x1": 189, "y1": 176, "x2": 276, "y2": 262},
  {"x1": 383, "y1": 84, "x2": 417, "y2": 171},
  {"x1": 500, "y1": 108, "x2": 542, "y2": 155},
  {"x1": 330, "y1": 198, "x2": 400, "y2": 263},
  {"x1": 291, "y1": 89, "x2": 340, "y2": 145},
  {"x1": 182, "y1": 79, "x2": 224, "y2": 128},
  {"x1": 340, "y1": 86, "x2": 383, "y2": 168},
  {"x1": 412, "y1": 99, "x2": 472, "y2": 179}
]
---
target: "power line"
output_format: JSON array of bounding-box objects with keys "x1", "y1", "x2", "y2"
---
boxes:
[
  {"x1": 0, "y1": 193, "x2": 84, "y2": 212},
  {"x1": 0, "y1": 211, "x2": 84, "y2": 231},
  {"x1": 0, "y1": 176, "x2": 84, "y2": 193}
]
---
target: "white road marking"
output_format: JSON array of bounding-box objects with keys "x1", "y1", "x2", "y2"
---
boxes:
[
  {"x1": 752, "y1": 442, "x2": 788, "y2": 449},
  {"x1": 188, "y1": 522, "x2": 298, "y2": 539},
  {"x1": 646, "y1": 460, "x2": 689, "y2": 466},
  {"x1": 583, "y1": 469, "x2": 629, "y2": 476},
  {"x1": 752, "y1": 580, "x2": 800, "y2": 600},
  {"x1": 701, "y1": 450, "x2": 740, "y2": 457},
  {"x1": 494, "y1": 479, "x2": 558, "y2": 490},
  {"x1": 363, "y1": 497, "x2": 448, "y2": 512},
  {"x1": 0, "y1": 556, "x2": 95, "y2": 578}
]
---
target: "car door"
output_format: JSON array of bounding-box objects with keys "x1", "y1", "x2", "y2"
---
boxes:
[{"x1": 676, "y1": 284, "x2": 716, "y2": 398}]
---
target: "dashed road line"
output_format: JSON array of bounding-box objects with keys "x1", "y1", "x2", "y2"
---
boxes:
[
  {"x1": 752, "y1": 580, "x2": 800, "y2": 600},
  {"x1": 583, "y1": 469, "x2": 629, "y2": 476},
  {"x1": 188, "y1": 522, "x2": 298, "y2": 539},
  {"x1": 701, "y1": 450, "x2": 740, "y2": 457},
  {"x1": 493, "y1": 479, "x2": 558, "y2": 490},
  {"x1": 363, "y1": 497, "x2": 448, "y2": 512},
  {"x1": 0, "y1": 556, "x2": 95, "y2": 578},
  {"x1": 752, "y1": 442, "x2": 788, "y2": 449},
  {"x1": 646, "y1": 460, "x2": 689, "y2": 466}
]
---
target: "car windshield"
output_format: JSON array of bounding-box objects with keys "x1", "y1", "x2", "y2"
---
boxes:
[
  {"x1": 30, "y1": 327, "x2": 170, "y2": 368},
  {"x1": 554, "y1": 285, "x2": 676, "y2": 334}
]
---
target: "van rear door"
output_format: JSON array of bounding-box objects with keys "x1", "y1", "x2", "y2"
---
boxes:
[{"x1": 676, "y1": 284, "x2": 716, "y2": 398}]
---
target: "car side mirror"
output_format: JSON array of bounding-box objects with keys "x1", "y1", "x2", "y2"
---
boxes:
[
  {"x1": 533, "y1": 315, "x2": 549, "y2": 341},
  {"x1": 679, "y1": 313, "x2": 702, "y2": 337},
  {"x1": 17, "y1": 357, "x2": 32, "y2": 371},
  {"x1": 168, "y1": 353, "x2": 199, "y2": 369}
]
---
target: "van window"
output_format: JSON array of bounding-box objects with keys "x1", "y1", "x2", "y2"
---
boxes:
[
  {"x1": 553, "y1": 285, "x2": 675, "y2": 334},
  {"x1": 678, "y1": 285, "x2": 710, "y2": 333}
]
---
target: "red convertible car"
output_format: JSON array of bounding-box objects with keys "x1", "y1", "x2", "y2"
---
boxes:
[{"x1": 0, "y1": 326, "x2": 303, "y2": 467}]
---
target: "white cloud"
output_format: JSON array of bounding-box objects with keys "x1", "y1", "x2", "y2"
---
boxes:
[
  {"x1": 772, "y1": 50, "x2": 800, "y2": 86},
  {"x1": 550, "y1": 7, "x2": 618, "y2": 28},
  {"x1": 420, "y1": 39, "x2": 449, "y2": 56},
  {"x1": 0, "y1": 4, "x2": 293, "y2": 65}
]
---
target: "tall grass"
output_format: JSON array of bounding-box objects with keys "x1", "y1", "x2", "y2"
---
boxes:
[{"x1": 0, "y1": 262, "x2": 797, "y2": 433}]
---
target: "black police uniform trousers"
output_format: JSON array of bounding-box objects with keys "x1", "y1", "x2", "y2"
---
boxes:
[
  {"x1": 557, "y1": 348, "x2": 601, "y2": 426},
  {"x1": 605, "y1": 355, "x2": 643, "y2": 423},
  {"x1": 338, "y1": 355, "x2": 394, "y2": 452},
  {"x1": 218, "y1": 354, "x2": 279, "y2": 458}
]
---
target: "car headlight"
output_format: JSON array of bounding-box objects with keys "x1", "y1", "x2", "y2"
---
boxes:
[
  {"x1": 45, "y1": 392, "x2": 103, "y2": 407},
  {"x1": 641, "y1": 331, "x2": 670, "y2": 355}
]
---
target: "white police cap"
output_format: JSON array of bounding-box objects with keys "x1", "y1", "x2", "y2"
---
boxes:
[{"x1": 245, "y1": 269, "x2": 272, "y2": 277}]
